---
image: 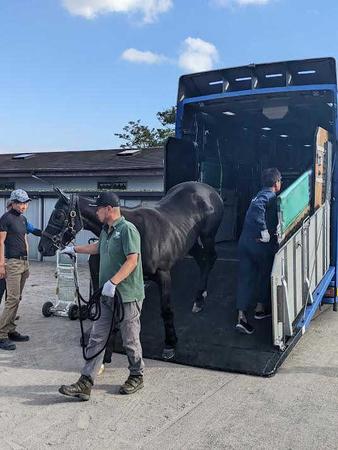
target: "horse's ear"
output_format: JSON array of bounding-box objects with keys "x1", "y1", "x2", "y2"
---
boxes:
[{"x1": 54, "y1": 187, "x2": 70, "y2": 203}]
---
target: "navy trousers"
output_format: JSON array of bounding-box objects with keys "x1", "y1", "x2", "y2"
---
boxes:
[{"x1": 236, "y1": 234, "x2": 277, "y2": 312}]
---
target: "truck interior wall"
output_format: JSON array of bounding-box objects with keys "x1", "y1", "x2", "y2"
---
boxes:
[{"x1": 181, "y1": 90, "x2": 335, "y2": 242}]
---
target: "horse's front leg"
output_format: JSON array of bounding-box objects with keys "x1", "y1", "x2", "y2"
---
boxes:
[
  {"x1": 156, "y1": 269, "x2": 177, "y2": 360},
  {"x1": 88, "y1": 254, "x2": 113, "y2": 372},
  {"x1": 82, "y1": 254, "x2": 100, "y2": 348}
]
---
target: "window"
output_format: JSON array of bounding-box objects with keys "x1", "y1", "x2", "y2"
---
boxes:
[
  {"x1": 12, "y1": 154, "x2": 35, "y2": 160},
  {"x1": 98, "y1": 181, "x2": 128, "y2": 191},
  {"x1": 0, "y1": 182, "x2": 15, "y2": 190},
  {"x1": 116, "y1": 149, "x2": 141, "y2": 156}
]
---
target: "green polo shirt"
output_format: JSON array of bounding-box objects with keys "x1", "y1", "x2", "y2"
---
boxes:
[{"x1": 98, "y1": 216, "x2": 144, "y2": 303}]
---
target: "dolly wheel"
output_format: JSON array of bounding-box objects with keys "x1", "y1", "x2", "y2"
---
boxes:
[
  {"x1": 42, "y1": 301, "x2": 54, "y2": 317},
  {"x1": 68, "y1": 304, "x2": 79, "y2": 320}
]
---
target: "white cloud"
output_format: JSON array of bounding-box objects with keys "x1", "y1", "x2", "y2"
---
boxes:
[
  {"x1": 62, "y1": 0, "x2": 173, "y2": 23},
  {"x1": 213, "y1": 0, "x2": 271, "y2": 6},
  {"x1": 178, "y1": 37, "x2": 219, "y2": 73},
  {"x1": 121, "y1": 48, "x2": 168, "y2": 64},
  {"x1": 121, "y1": 37, "x2": 219, "y2": 73},
  {"x1": 237, "y1": 0, "x2": 270, "y2": 4}
]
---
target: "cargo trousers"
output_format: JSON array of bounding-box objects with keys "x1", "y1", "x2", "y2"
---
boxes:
[
  {"x1": 0, "y1": 259, "x2": 29, "y2": 339},
  {"x1": 82, "y1": 295, "x2": 144, "y2": 381}
]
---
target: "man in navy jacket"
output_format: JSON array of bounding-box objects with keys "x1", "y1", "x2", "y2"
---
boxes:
[{"x1": 236, "y1": 168, "x2": 282, "y2": 334}]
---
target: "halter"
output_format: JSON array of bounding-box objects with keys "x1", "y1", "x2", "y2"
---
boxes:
[{"x1": 42, "y1": 193, "x2": 83, "y2": 249}]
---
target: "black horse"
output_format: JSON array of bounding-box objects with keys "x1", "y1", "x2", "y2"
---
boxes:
[{"x1": 38, "y1": 181, "x2": 224, "y2": 359}]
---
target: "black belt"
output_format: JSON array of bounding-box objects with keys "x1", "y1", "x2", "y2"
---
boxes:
[{"x1": 8, "y1": 256, "x2": 28, "y2": 261}]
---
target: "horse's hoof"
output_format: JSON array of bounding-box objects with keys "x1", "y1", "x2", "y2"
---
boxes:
[
  {"x1": 162, "y1": 347, "x2": 175, "y2": 360},
  {"x1": 192, "y1": 302, "x2": 203, "y2": 313},
  {"x1": 98, "y1": 364, "x2": 105, "y2": 376}
]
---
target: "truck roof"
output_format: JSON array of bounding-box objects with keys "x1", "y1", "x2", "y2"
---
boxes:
[{"x1": 178, "y1": 57, "x2": 337, "y2": 102}]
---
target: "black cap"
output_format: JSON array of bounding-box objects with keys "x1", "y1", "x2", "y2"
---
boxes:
[{"x1": 89, "y1": 192, "x2": 120, "y2": 208}]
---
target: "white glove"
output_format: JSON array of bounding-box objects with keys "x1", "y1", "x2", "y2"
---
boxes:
[
  {"x1": 102, "y1": 280, "x2": 116, "y2": 298},
  {"x1": 60, "y1": 245, "x2": 76, "y2": 256},
  {"x1": 260, "y1": 229, "x2": 270, "y2": 243},
  {"x1": 276, "y1": 223, "x2": 281, "y2": 236}
]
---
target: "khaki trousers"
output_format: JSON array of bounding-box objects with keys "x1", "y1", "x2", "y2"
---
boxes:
[{"x1": 0, "y1": 259, "x2": 29, "y2": 339}]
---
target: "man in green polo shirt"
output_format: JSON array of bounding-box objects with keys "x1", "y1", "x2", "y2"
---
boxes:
[{"x1": 58, "y1": 192, "x2": 145, "y2": 401}]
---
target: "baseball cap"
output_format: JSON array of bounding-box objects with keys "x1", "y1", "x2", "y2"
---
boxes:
[
  {"x1": 89, "y1": 192, "x2": 120, "y2": 208},
  {"x1": 9, "y1": 189, "x2": 31, "y2": 203}
]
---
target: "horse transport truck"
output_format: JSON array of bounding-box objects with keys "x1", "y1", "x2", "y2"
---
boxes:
[{"x1": 120, "y1": 57, "x2": 336, "y2": 376}]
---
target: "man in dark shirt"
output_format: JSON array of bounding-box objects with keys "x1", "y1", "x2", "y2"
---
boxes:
[
  {"x1": 235, "y1": 168, "x2": 282, "y2": 335},
  {"x1": 0, "y1": 189, "x2": 31, "y2": 350},
  {"x1": 0, "y1": 200, "x2": 42, "y2": 305}
]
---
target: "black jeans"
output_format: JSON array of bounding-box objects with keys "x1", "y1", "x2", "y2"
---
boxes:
[
  {"x1": 0, "y1": 278, "x2": 6, "y2": 305},
  {"x1": 236, "y1": 234, "x2": 277, "y2": 312}
]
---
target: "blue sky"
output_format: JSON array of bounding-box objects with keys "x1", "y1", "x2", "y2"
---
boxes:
[{"x1": 0, "y1": 0, "x2": 337, "y2": 153}]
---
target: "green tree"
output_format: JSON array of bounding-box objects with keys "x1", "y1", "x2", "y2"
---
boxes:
[{"x1": 115, "y1": 107, "x2": 176, "y2": 149}]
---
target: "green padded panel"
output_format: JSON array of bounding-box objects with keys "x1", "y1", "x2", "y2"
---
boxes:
[{"x1": 278, "y1": 170, "x2": 311, "y2": 235}]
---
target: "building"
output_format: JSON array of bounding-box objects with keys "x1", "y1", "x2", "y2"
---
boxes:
[{"x1": 0, "y1": 147, "x2": 164, "y2": 261}]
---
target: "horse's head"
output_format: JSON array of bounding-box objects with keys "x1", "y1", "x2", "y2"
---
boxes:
[{"x1": 38, "y1": 188, "x2": 83, "y2": 256}]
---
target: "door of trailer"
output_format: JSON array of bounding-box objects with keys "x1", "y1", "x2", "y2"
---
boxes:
[
  {"x1": 271, "y1": 128, "x2": 333, "y2": 349},
  {"x1": 165, "y1": 137, "x2": 198, "y2": 192}
]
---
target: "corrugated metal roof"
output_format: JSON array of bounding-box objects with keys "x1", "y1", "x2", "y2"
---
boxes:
[{"x1": 0, "y1": 147, "x2": 164, "y2": 174}]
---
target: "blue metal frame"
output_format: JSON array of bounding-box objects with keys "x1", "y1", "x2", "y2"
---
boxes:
[
  {"x1": 332, "y1": 116, "x2": 338, "y2": 310},
  {"x1": 175, "y1": 84, "x2": 337, "y2": 138},
  {"x1": 322, "y1": 298, "x2": 336, "y2": 305},
  {"x1": 175, "y1": 82, "x2": 338, "y2": 339},
  {"x1": 296, "y1": 266, "x2": 335, "y2": 331}
]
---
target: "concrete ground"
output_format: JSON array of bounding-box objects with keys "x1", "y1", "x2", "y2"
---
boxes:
[{"x1": 0, "y1": 261, "x2": 338, "y2": 450}]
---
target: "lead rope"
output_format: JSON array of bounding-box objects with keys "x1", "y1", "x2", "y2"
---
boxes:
[{"x1": 71, "y1": 255, "x2": 124, "y2": 362}]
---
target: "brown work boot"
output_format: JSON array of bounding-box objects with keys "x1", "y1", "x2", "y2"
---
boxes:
[
  {"x1": 119, "y1": 375, "x2": 144, "y2": 395},
  {"x1": 58, "y1": 375, "x2": 93, "y2": 401}
]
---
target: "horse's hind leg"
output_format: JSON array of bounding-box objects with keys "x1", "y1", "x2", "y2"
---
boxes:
[
  {"x1": 189, "y1": 241, "x2": 207, "y2": 312},
  {"x1": 156, "y1": 269, "x2": 177, "y2": 360},
  {"x1": 191, "y1": 235, "x2": 217, "y2": 313}
]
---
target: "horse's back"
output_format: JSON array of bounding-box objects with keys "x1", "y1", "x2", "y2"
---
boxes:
[
  {"x1": 161, "y1": 181, "x2": 224, "y2": 224},
  {"x1": 165, "y1": 181, "x2": 221, "y2": 204},
  {"x1": 122, "y1": 182, "x2": 223, "y2": 234},
  {"x1": 121, "y1": 182, "x2": 224, "y2": 272},
  {"x1": 165, "y1": 181, "x2": 213, "y2": 197}
]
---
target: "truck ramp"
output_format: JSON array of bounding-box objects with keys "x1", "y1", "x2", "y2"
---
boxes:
[{"x1": 114, "y1": 248, "x2": 295, "y2": 376}]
